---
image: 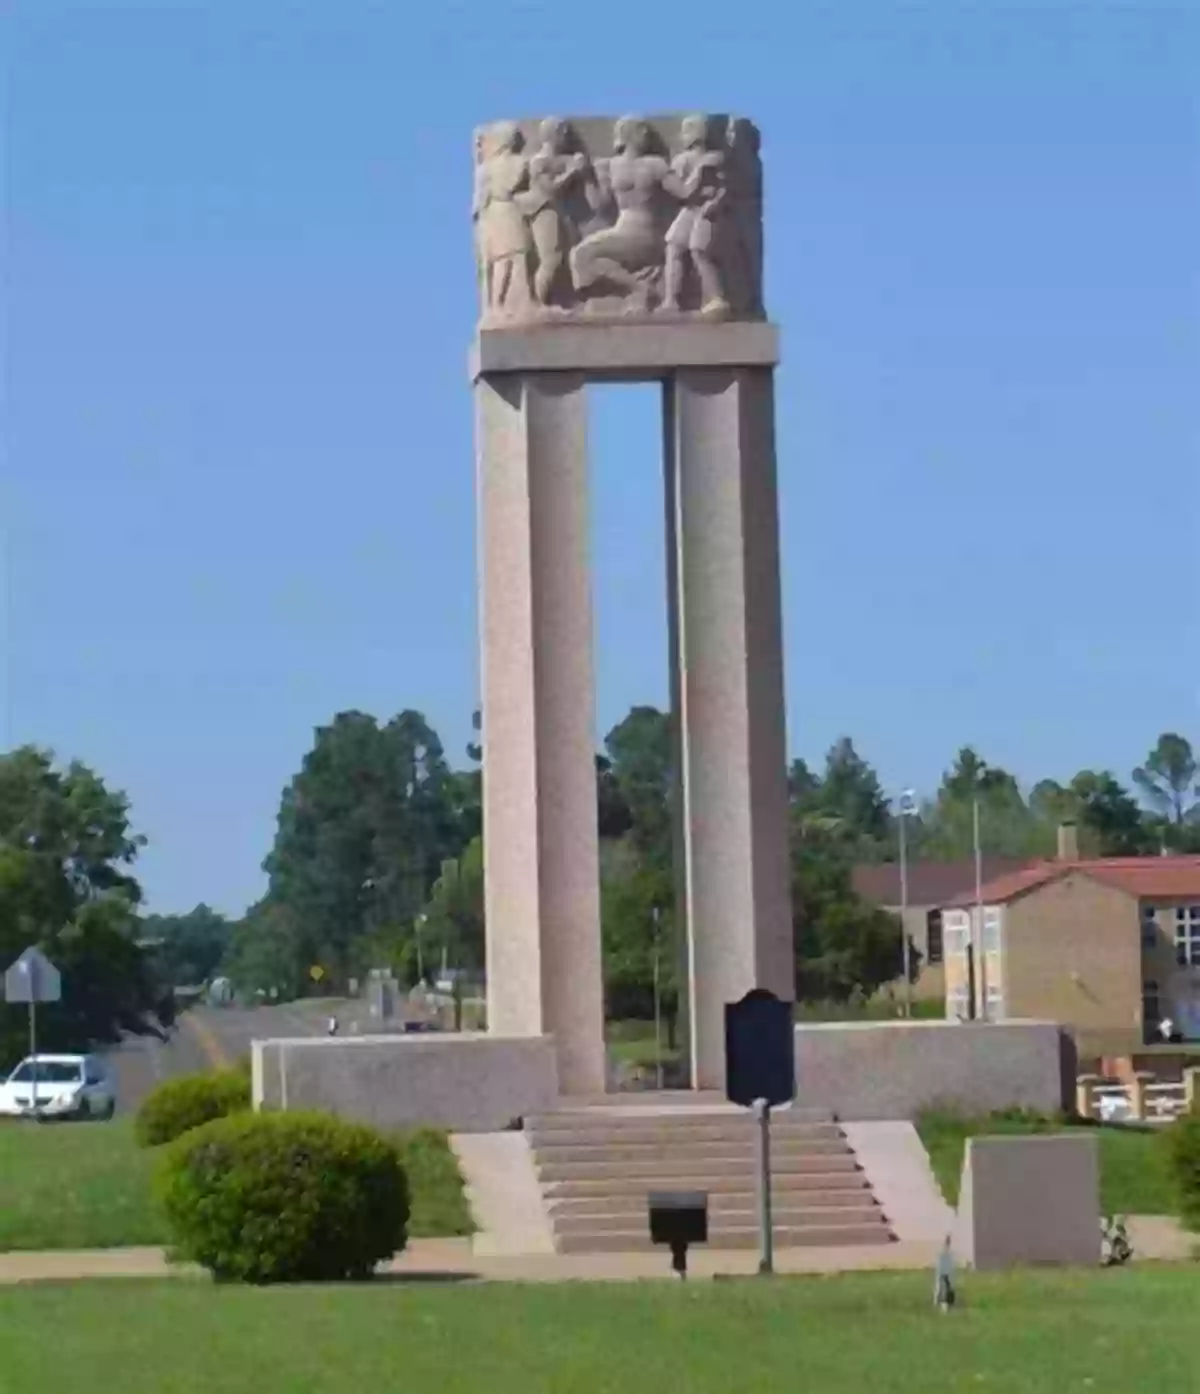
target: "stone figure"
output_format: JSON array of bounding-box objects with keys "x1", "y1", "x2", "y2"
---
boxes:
[
  {"x1": 473, "y1": 121, "x2": 533, "y2": 317},
  {"x1": 520, "y1": 118, "x2": 589, "y2": 307},
  {"x1": 722, "y1": 118, "x2": 764, "y2": 316},
  {"x1": 663, "y1": 114, "x2": 729, "y2": 316},
  {"x1": 471, "y1": 113, "x2": 767, "y2": 323},
  {"x1": 569, "y1": 116, "x2": 709, "y2": 311}
]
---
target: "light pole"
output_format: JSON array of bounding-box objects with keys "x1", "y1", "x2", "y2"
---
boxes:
[
  {"x1": 972, "y1": 795, "x2": 986, "y2": 1021},
  {"x1": 897, "y1": 790, "x2": 917, "y2": 1017},
  {"x1": 415, "y1": 913, "x2": 427, "y2": 985},
  {"x1": 652, "y1": 905, "x2": 664, "y2": 1090}
]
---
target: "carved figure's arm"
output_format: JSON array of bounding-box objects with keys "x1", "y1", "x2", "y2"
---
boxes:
[
  {"x1": 660, "y1": 155, "x2": 696, "y2": 203},
  {"x1": 471, "y1": 167, "x2": 489, "y2": 220},
  {"x1": 550, "y1": 153, "x2": 587, "y2": 191},
  {"x1": 699, "y1": 183, "x2": 728, "y2": 219},
  {"x1": 583, "y1": 157, "x2": 613, "y2": 212}
]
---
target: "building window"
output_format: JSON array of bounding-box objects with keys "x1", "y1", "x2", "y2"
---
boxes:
[
  {"x1": 1141, "y1": 906, "x2": 1158, "y2": 950},
  {"x1": 943, "y1": 911, "x2": 970, "y2": 955},
  {"x1": 926, "y1": 910, "x2": 943, "y2": 966},
  {"x1": 982, "y1": 908, "x2": 1002, "y2": 953},
  {"x1": 1175, "y1": 906, "x2": 1200, "y2": 968},
  {"x1": 985, "y1": 984, "x2": 1006, "y2": 1021}
]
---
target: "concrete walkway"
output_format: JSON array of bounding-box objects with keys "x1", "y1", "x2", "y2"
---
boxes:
[
  {"x1": 842, "y1": 1120, "x2": 955, "y2": 1244},
  {"x1": 450, "y1": 1132, "x2": 556, "y2": 1257},
  {"x1": 0, "y1": 1237, "x2": 943, "y2": 1286},
  {"x1": 2, "y1": 1217, "x2": 1192, "y2": 1286}
]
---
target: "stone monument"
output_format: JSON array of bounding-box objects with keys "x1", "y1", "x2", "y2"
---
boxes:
[
  {"x1": 952, "y1": 1134, "x2": 1102, "y2": 1270},
  {"x1": 472, "y1": 114, "x2": 793, "y2": 1094}
]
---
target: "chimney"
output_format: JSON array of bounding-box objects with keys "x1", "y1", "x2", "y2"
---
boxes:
[{"x1": 1057, "y1": 821, "x2": 1079, "y2": 862}]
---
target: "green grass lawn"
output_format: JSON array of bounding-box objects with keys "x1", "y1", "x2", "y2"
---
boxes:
[
  {"x1": 0, "y1": 1118, "x2": 166, "y2": 1251},
  {"x1": 605, "y1": 1019, "x2": 681, "y2": 1066},
  {"x1": 917, "y1": 1111, "x2": 1180, "y2": 1215},
  {"x1": 0, "y1": 1117, "x2": 472, "y2": 1251},
  {"x1": 4, "y1": 1268, "x2": 1199, "y2": 1394}
]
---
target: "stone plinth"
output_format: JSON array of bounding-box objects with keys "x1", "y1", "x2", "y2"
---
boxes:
[
  {"x1": 953, "y1": 1134, "x2": 1101, "y2": 1270},
  {"x1": 793, "y1": 1020, "x2": 1073, "y2": 1120},
  {"x1": 251, "y1": 1034, "x2": 559, "y2": 1133},
  {"x1": 472, "y1": 321, "x2": 779, "y2": 378}
]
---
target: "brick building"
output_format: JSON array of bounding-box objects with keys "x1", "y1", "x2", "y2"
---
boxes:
[
  {"x1": 940, "y1": 848, "x2": 1200, "y2": 1055},
  {"x1": 851, "y1": 857, "x2": 1029, "y2": 1000}
]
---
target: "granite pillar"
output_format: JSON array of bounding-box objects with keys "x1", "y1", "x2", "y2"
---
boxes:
[
  {"x1": 666, "y1": 367, "x2": 794, "y2": 1089},
  {"x1": 475, "y1": 371, "x2": 606, "y2": 1096}
]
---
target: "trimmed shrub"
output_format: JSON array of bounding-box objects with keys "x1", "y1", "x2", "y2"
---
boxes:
[
  {"x1": 1165, "y1": 1113, "x2": 1200, "y2": 1231},
  {"x1": 156, "y1": 1110, "x2": 409, "y2": 1283},
  {"x1": 135, "y1": 1069, "x2": 251, "y2": 1148}
]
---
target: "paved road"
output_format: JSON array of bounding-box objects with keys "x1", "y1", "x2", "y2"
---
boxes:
[{"x1": 103, "y1": 999, "x2": 381, "y2": 1113}]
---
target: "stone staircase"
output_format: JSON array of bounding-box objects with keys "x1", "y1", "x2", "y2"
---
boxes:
[{"x1": 525, "y1": 1100, "x2": 895, "y2": 1254}]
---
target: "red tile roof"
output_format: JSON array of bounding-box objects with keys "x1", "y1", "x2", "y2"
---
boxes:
[
  {"x1": 852, "y1": 858, "x2": 1031, "y2": 908},
  {"x1": 946, "y1": 856, "x2": 1200, "y2": 907}
]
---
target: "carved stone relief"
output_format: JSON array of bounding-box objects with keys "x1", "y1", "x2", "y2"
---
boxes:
[{"x1": 472, "y1": 113, "x2": 765, "y2": 326}]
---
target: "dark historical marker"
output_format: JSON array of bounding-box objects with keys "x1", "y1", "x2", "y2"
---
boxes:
[
  {"x1": 725, "y1": 987, "x2": 795, "y2": 1109},
  {"x1": 725, "y1": 988, "x2": 795, "y2": 1275}
]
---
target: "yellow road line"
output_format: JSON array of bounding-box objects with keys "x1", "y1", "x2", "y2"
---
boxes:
[{"x1": 182, "y1": 1011, "x2": 230, "y2": 1069}]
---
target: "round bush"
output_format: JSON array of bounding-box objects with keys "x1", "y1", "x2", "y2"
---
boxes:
[
  {"x1": 156, "y1": 1110, "x2": 410, "y2": 1283},
  {"x1": 1165, "y1": 1112, "x2": 1200, "y2": 1232},
  {"x1": 134, "y1": 1069, "x2": 251, "y2": 1148}
]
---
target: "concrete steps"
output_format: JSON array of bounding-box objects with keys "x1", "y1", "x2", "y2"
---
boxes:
[
  {"x1": 526, "y1": 1105, "x2": 895, "y2": 1254},
  {"x1": 554, "y1": 1221, "x2": 891, "y2": 1254},
  {"x1": 547, "y1": 1186, "x2": 875, "y2": 1218}
]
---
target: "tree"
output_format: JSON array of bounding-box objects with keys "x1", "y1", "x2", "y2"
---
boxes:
[
  {"x1": 260, "y1": 710, "x2": 471, "y2": 988},
  {"x1": 600, "y1": 842, "x2": 677, "y2": 1039},
  {"x1": 595, "y1": 754, "x2": 635, "y2": 840},
  {"x1": 921, "y1": 747, "x2": 1039, "y2": 859},
  {"x1": 598, "y1": 708, "x2": 677, "y2": 1026},
  {"x1": 790, "y1": 813, "x2": 910, "y2": 1003},
  {"x1": 140, "y1": 904, "x2": 234, "y2": 988},
  {"x1": 0, "y1": 747, "x2": 169, "y2": 1068},
  {"x1": 603, "y1": 706, "x2": 672, "y2": 862},
  {"x1": 813, "y1": 738, "x2": 892, "y2": 850},
  {"x1": 421, "y1": 837, "x2": 485, "y2": 977},
  {"x1": 1030, "y1": 771, "x2": 1155, "y2": 857},
  {"x1": 222, "y1": 901, "x2": 307, "y2": 1001},
  {"x1": 1134, "y1": 733, "x2": 1198, "y2": 828}
]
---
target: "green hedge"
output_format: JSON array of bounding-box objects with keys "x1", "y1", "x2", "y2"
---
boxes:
[
  {"x1": 156, "y1": 1110, "x2": 409, "y2": 1283},
  {"x1": 134, "y1": 1069, "x2": 251, "y2": 1148},
  {"x1": 1165, "y1": 1113, "x2": 1200, "y2": 1231}
]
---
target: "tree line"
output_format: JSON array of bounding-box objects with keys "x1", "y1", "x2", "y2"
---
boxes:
[{"x1": 2, "y1": 715, "x2": 1197, "y2": 1063}]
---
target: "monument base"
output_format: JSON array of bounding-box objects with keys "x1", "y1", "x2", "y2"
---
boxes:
[
  {"x1": 251, "y1": 1033, "x2": 558, "y2": 1133},
  {"x1": 793, "y1": 1019, "x2": 1074, "y2": 1120}
]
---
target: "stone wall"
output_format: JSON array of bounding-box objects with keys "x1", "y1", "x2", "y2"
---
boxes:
[
  {"x1": 251, "y1": 1033, "x2": 559, "y2": 1133},
  {"x1": 793, "y1": 1019, "x2": 1073, "y2": 1120}
]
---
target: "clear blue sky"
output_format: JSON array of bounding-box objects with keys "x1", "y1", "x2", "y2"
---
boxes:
[{"x1": 4, "y1": 1, "x2": 1197, "y2": 916}]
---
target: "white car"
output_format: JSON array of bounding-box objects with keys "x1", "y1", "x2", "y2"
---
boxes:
[{"x1": 0, "y1": 1053, "x2": 116, "y2": 1121}]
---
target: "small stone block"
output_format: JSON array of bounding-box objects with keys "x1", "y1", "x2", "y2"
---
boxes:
[{"x1": 952, "y1": 1134, "x2": 1101, "y2": 1271}]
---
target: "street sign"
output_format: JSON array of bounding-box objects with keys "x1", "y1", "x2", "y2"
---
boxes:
[
  {"x1": 3, "y1": 947, "x2": 63, "y2": 1117},
  {"x1": 309, "y1": 964, "x2": 325, "y2": 983},
  {"x1": 3, "y1": 947, "x2": 62, "y2": 1005},
  {"x1": 724, "y1": 988, "x2": 795, "y2": 1109}
]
